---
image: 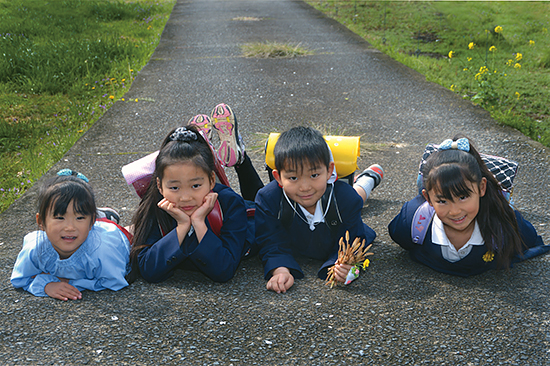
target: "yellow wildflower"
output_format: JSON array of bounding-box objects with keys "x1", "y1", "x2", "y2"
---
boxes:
[
  {"x1": 448, "y1": 50, "x2": 454, "y2": 59},
  {"x1": 463, "y1": 68, "x2": 468, "y2": 71},
  {"x1": 479, "y1": 66, "x2": 488, "y2": 74},
  {"x1": 135, "y1": 98, "x2": 139, "y2": 102},
  {"x1": 515, "y1": 53, "x2": 522, "y2": 61},
  {"x1": 514, "y1": 63, "x2": 521, "y2": 69},
  {"x1": 494, "y1": 26, "x2": 503, "y2": 33},
  {"x1": 468, "y1": 42, "x2": 475, "y2": 50},
  {"x1": 507, "y1": 59, "x2": 513, "y2": 66},
  {"x1": 450, "y1": 84, "x2": 455, "y2": 91},
  {"x1": 92, "y1": 86, "x2": 95, "y2": 90},
  {"x1": 515, "y1": 92, "x2": 520, "y2": 100},
  {"x1": 489, "y1": 46, "x2": 496, "y2": 52},
  {"x1": 482, "y1": 251, "x2": 494, "y2": 262},
  {"x1": 122, "y1": 98, "x2": 125, "y2": 101},
  {"x1": 475, "y1": 73, "x2": 481, "y2": 80},
  {"x1": 467, "y1": 57, "x2": 472, "y2": 62},
  {"x1": 362, "y1": 259, "x2": 370, "y2": 270},
  {"x1": 529, "y1": 40, "x2": 535, "y2": 46},
  {"x1": 109, "y1": 95, "x2": 114, "y2": 99}
]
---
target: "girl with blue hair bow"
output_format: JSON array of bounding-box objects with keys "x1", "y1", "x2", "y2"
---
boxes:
[
  {"x1": 388, "y1": 136, "x2": 549, "y2": 276},
  {"x1": 11, "y1": 170, "x2": 132, "y2": 300}
]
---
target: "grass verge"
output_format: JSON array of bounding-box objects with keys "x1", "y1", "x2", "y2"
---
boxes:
[
  {"x1": 306, "y1": 0, "x2": 550, "y2": 145},
  {"x1": 0, "y1": 0, "x2": 176, "y2": 213}
]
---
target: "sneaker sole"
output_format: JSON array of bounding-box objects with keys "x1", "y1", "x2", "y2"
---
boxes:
[
  {"x1": 188, "y1": 114, "x2": 212, "y2": 142},
  {"x1": 211, "y1": 104, "x2": 240, "y2": 167}
]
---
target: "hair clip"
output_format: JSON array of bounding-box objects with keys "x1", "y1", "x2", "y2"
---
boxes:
[
  {"x1": 170, "y1": 127, "x2": 197, "y2": 142},
  {"x1": 57, "y1": 169, "x2": 89, "y2": 183},
  {"x1": 439, "y1": 138, "x2": 470, "y2": 152}
]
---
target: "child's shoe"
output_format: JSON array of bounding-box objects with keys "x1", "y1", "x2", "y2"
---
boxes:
[
  {"x1": 211, "y1": 103, "x2": 245, "y2": 167},
  {"x1": 355, "y1": 164, "x2": 384, "y2": 189},
  {"x1": 188, "y1": 114, "x2": 213, "y2": 143},
  {"x1": 97, "y1": 207, "x2": 120, "y2": 224}
]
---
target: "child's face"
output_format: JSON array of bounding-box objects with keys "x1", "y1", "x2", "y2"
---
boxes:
[
  {"x1": 273, "y1": 160, "x2": 335, "y2": 214},
  {"x1": 157, "y1": 162, "x2": 215, "y2": 217},
  {"x1": 37, "y1": 200, "x2": 94, "y2": 259},
  {"x1": 423, "y1": 178, "x2": 486, "y2": 238}
]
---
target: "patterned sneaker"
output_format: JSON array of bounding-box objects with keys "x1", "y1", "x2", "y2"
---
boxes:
[
  {"x1": 211, "y1": 103, "x2": 245, "y2": 167},
  {"x1": 188, "y1": 114, "x2": 213, "y2": 143},
  {"x1": 355, "y1": 164, "x2": 384, "y2": 189},
  {"x1": 97, "y1": 207, "x2": 120, "y2": 225}
]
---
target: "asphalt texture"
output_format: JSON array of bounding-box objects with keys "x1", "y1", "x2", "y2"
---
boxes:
[{"x1": 1, "y1": 0, "x2": 549, "y2": 364}]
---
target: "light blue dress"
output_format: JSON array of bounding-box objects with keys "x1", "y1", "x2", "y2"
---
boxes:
[{"x1": 11, "y1": 220, "x2": 131, "y2": 297}]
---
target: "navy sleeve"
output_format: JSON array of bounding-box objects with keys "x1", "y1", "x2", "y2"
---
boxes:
[
  {"x1": 388, "y1": 195, "x2": 426, "y2": 250},
  {"x1": 255, "y1": 181, "x2": 304, "y2": 280},
  {"x1": 514, "y1": 210, "x2": 550, "y2": 261}
]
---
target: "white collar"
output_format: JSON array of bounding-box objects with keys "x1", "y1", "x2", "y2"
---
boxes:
[
  {"x1": 299, "y1": 201, "x2": 325, "y2": 231},
  {"x1": 432, "y1": 215, "x2": 484, "y2": 262}
]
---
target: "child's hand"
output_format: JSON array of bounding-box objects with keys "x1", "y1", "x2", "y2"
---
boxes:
[
  {"x1": 158, "y1": 198, "x2": 191, "y2": 226},
  {"x1": 333, "y1": 263, "x2": 353, "y2": 283},
  {"x1": 45, "y1": 281, "x2": 82, "y2": 301},
  {"x1": 190, "y1": 192, "x2": 218, "y2": 223},
  {"x1": 266, "y1": 267, "x2": 294, "y2": 294}
]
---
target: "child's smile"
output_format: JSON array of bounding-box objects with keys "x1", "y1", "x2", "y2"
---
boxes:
[
  {"x1": 274, "y1": 161, "x2": 334, "y2": 214},
  {"x1": 424, "y1": 179, "x2": 487, "y2": 248},
  {"x1": 40, "y1": 201, "x2": 93, "y2": 259}
]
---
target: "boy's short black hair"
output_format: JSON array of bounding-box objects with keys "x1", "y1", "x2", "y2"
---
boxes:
[{"x1": 274, "y1": 126, "x2": 331, "y2": 172}]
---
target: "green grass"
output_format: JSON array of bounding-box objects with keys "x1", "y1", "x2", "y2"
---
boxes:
[
  {"x1": 241, "y1": 41, "x2": 314, "y2": 58},
  {"x1": 0, "y1": 0, "x2": 175, "y2": 213},
  {"x1": 307, "y1": 0, "x2": 550, "y2": 144}
]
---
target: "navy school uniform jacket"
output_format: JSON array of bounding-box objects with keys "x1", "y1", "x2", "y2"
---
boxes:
[
  {"x1": 255, "y1": 180, "x2": 376, "y2": 280},
  {"x1": 388, "y1": 194, "x2": 550, "y2": 276},
  {"x1": 138, "y1": 183, "x2": 254, "y2": 283}
]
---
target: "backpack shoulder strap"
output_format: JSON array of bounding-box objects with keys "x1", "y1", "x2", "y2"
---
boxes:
[
  {"x1": 206, "y1": 200, "x2": 223, "y2": 238},
  {"x1": 411, "y1": 201, "x2": 435, "y2": 245}
]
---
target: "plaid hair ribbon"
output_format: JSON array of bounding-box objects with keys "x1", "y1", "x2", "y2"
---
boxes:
[{"x1": 439, "y1": 138, "x2": 470, "y2": 152}]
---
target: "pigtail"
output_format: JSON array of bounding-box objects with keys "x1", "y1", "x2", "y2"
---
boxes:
[{"x1": 467, "y1": 142, "x2": 524, "y2": 268}]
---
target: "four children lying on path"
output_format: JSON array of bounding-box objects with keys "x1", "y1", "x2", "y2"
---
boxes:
[{"x1": 10, "y1": 104, "x2": 550, "y2": 300}]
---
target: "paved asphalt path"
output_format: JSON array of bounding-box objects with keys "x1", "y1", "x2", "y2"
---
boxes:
[{"x1": 1, "y1": 0, "x2": 549, "y2": 364}]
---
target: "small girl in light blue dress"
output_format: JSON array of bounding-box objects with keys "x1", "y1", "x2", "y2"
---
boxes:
[{"x1": 11, "y1": 170, "x2": 132, "y2": 301}]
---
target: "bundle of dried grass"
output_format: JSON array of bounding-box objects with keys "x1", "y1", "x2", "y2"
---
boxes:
[{"x1": 325, "y1": 231, "x2": 374, "y2": 288}]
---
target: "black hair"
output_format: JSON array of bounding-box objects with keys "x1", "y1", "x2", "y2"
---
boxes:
[
  {"x1": 274, "y1": 126, "x2": 331, "y2": 173},
  {"x1": 130, "y1": 125, "x2": 216, "y2": 260},
  {"x1": 422, "y1": 135, "x2": 524, "y2": 269},
  {"x1": 37, "y1": 174, "x2": 97, "y2": 228}
]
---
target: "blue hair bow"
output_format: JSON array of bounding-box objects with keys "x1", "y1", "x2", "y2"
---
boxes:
[
  {"x1": 439, "y1": 138, "x2": 470, "y2": 152},
  {"x1": 57, "y1": 169, "x2": 89, "y2": 183}
]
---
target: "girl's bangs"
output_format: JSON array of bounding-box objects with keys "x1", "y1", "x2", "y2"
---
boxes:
[
  {"x1": 50, "y1": 184, "x2": 95, "y2": 217},
  {"x1": 432, "y1": 165, "x2": 475, "y2": 200}
]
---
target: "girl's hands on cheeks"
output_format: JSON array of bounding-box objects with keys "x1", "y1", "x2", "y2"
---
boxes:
[
  {"x1": 190, "y1": 192, "x2": 218, "y2": 223},
  {"x1": 157, "y1": 198, "x2": 191, "y2": 226},
  {"x1": 333, "y1": 263, "x2": 353, "y2": 283},
  {"x1": 266, "y1": 267, "x2": 294, "y2": 294},
  {"x1": 45, "y1": 281, "x2": 82, "y2": 301}
]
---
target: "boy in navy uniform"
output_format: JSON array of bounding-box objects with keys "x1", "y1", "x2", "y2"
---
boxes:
[{"x1": 255, "y1": 127, "x2": 382, "y2": 293}]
